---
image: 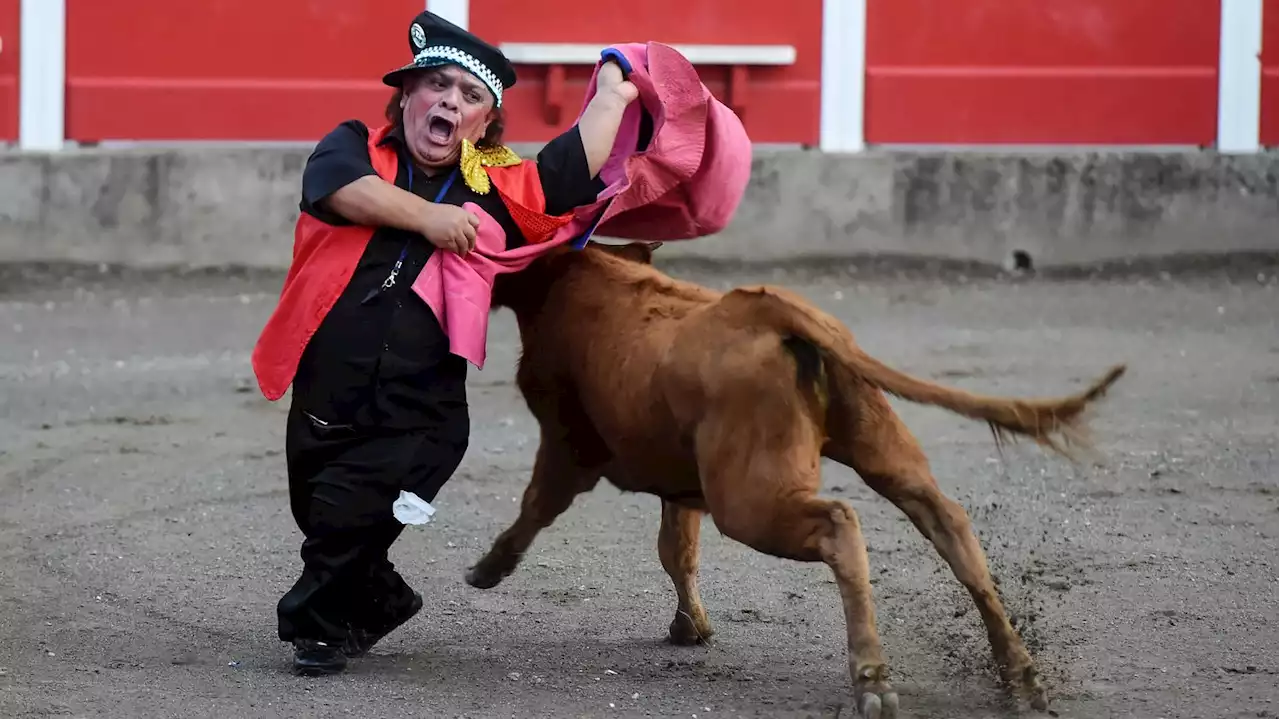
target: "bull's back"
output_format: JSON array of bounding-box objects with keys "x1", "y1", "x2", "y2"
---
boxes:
[{"x1": 649, "y1": 288, "x2": 836, "y2": 453}]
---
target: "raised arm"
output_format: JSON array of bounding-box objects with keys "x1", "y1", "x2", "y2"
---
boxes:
[
  {"x1": 577, "y1": 61, "x2": 639, "y2": 178},
  {"x1": 534, "y1": 60, "x2": 640, "y2": 216}
]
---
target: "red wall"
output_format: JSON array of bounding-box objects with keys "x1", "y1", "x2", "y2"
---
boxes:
[
  {"x1": 1263, "y1": 0, "x2": 1278, "y2": 147},
  {"x1": 0, "y1": 0, "x2": 17, "y2": 141},
  {"x1": 470, "y1": 0, "x2": 822, "y2": 144},
  {"x1": 61, "y1": 0, "x2": 821, "y2": 145},
  {"x1": 64, "y1": 0, "x2": 422, "y2": 142},
  {"x1": 864, "y1": 0, "x2": 1222, "y2": 145},
  {"x1": 4, "y1": 0, "x2": 1270, "y2": 148}
]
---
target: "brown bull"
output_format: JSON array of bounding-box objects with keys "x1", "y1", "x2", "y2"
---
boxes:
[{"x1": 465, "y1": 241, "x2": 1125, "y2": 717}]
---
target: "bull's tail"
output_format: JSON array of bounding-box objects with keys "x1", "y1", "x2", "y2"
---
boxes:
[{"x1": 717, "y1": 286, "x2": 1126, "y2": 459}]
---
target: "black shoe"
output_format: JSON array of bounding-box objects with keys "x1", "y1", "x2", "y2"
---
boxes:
[
  {"x1": 344, "y1": 591, "x2": 424, "y2": 657},
  {"x1": 291, "y1": 638, "x2": 348, "y2": 676}
]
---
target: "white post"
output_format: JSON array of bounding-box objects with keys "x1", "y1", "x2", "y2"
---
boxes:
[
  {"x1": 1217, "y1": 0, "x2": 1264, "y2": 152},
  {"x1": 427, "y1": 0, "x2": 469, "y2": 30},
  {"x1": 819, "y1": 0, "x2": 866, "y2": 152},
  {"x1": 18, "y1": 0, "x2": 66, "y2": 151}
]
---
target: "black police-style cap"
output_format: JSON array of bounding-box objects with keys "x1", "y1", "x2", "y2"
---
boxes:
[{"x1": 381, "y1": 11, "x2": 518, "y2": 107}]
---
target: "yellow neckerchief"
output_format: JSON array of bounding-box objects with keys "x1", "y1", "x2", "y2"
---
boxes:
[{"x1": 459, "y1": 139, "x2": 522, "y2": 194}]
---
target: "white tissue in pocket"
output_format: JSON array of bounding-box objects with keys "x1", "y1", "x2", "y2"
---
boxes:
[{"x1": 392, "y1": 490, "x2": 437, "y2": 525}]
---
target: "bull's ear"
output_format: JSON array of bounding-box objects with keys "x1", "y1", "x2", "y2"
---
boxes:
[
  {"x1": 627, "y1": 241, "x2": 661, "y2": 263},
  {"x1": 607, "y1": 241, "x2": 656, "y2": 264}
]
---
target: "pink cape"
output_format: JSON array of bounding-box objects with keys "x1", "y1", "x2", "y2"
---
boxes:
[{"x1": 412, "y1": 41, "x2": 753, "y2": 369}]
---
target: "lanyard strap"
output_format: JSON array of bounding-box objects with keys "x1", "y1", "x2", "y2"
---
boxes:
[
  {"x1": 379, "y1": 164, "x2": 460, "y2": 292},
  {"x1": 408, "y1": 162, "x2": 459, "y2": 203}
]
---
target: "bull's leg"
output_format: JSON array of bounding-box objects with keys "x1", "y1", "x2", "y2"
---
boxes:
[
  {"x1": 465, "y1": 436, "x2": 601, "y2": 590},
  {"x1": 828, "y1": 391, "x2": 1048, "y2": 712},
  {"x1": 658, "y1": 501, "x2": 714, "y2": 645},
  {"x1": 697, "y1": 420, "x2": 898, "y2": 719}
]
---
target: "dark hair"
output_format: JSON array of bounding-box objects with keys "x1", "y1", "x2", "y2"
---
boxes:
[{"x1": 383, "y1": 79, "x2": 506, "y2": 149}]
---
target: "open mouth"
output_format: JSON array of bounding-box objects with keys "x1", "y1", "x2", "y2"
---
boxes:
[{"x1": 426, "y1": 116, "x2": 457, "y2": 145}]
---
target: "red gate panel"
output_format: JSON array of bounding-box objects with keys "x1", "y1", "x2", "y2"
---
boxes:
[
  {"x1": 865, "y1": 0, "x2": 1221, "y2": 145},
  {"x1": 0, "y1": 0, "x2": 17, "y2": 141},
  {"x1": 470, "y1": 0, "x2": 821, "y2": 144},
  {"x1": 1262, "y1": 0, "x2": 1277, "y2": 147},
  {"x1": 65, "y1": 0, "x2": 422, "y2": 142}
]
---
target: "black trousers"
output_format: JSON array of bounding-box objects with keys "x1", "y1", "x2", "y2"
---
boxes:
[{"x1": 276, "y1": 399, "x2": 469, "y2": 645}]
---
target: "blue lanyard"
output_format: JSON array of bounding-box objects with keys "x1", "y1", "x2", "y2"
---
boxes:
[
  {"x1": 379, "y1": 163, "x2": 459, "y2": 292},
  {"x1": 409, "y1": 162, "x2": 459, "y2": 200}
]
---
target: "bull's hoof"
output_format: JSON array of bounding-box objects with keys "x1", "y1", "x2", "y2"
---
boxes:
[
  {"x1": 667, "y1": 614, "x2": 715, "y2": 646},
  {"x1": 854, "y1": 689, "x2": 899, "y2": 719},
  {"x1": 853, "y1": 665, "x2": 899, "y2": 719},
  {"x1": 464, "y1": 564, "x2": 505, "y2": 590},
  {"x1": 1004, "y1": 663, "x2": 1049, "y2": 712}
]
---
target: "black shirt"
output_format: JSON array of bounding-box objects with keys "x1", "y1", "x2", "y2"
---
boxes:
[{"x1": 291, "y1": 120, "x2": 602, "y2": 432}]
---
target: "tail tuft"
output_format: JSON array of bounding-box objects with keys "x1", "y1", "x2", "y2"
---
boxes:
[{"x1": 987, "y1": 364, "x2": 1126, "y2": 462}]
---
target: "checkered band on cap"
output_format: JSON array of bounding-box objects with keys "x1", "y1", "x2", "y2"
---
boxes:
[{"x1": 415, "y1": 45, "x2": 505, "y2": 106}]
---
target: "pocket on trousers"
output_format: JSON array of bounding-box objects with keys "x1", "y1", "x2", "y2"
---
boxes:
[{"x1": 303, "y1": 410, "x2": 358, "y2": 439}]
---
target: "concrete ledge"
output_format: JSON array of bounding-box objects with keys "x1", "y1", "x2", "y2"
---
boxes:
[
  {"x1": 0, "y1": 148, "x2": 309, "y2": 268},
  {"x1": 1, "y1": 146, "x2": 1275, "y2": 270}
]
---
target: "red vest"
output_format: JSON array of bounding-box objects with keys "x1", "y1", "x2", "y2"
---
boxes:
[{"x1": 251, "y1": 123, "x2": 567, "y2": 401}]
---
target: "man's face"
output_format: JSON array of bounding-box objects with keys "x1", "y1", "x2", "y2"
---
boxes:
[{"x1": 401, "y1": 65, "x2": 497, "y2": 170}]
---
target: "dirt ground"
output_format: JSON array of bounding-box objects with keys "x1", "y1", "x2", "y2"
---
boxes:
[{"x1": 0, "y1": 257, "x2": 1276, "y2": 719}]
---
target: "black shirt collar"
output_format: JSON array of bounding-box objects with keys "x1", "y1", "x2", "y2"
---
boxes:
[{"x1": 378, "y1": 122, "x2": 408, "y2": 148}]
